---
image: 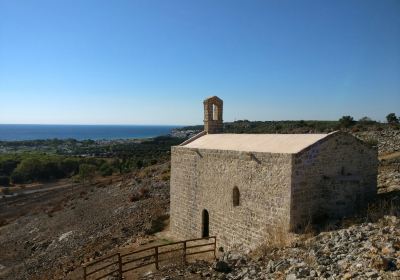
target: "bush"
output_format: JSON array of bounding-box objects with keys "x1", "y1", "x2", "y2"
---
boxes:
[
  {"x1": 0, "y1": 159, "x2": 18, "y2": 176},
  {"x1": 129, "y1": 187, "x2": 149, "y2": 202},
  {"x1": 339, "y1": 116, "x2": 355, "y2": 128},
  {"x1": 145, "y1": 214, "x2": 169, "y2": 235},
  {"x1": 358, "y1": 116, "x2": 375, "y2": 125},
  {"x1": 11, "y1": 170, "x2": 27, "y2": 184},
  {"x1": 99, "y1": 163, "x2": 113, "y2": 177},
  {"x1": 0, "y1": 176, "x2": 9, "y2": 186},
  {"x1": 60, "y1": 158, "x2": 80, "y2": 176},
  {"x1": 386, "y1": 113, "x2": 399, "y2": 124},
  {"x1": 136, "y1": 159, "x2": 144, "y2": 169},
  {"x1": 78, "y1": 164, "x2": 97, "y2": 183}
]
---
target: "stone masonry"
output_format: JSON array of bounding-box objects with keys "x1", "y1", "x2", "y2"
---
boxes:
[
  {"x1": 203, "y1": 96, "x2": 223, "y2": 134},
  {"x1": 170, "y1": 97, "x2": 377, "y2": 250}
]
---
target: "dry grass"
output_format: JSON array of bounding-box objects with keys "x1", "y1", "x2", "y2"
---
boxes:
[
  {"x1": 146, "y1": 214, "x2": 169, "y2": 235},
  {"x1": 318, "y1": 191, "x2": 400, "y2": 231},
  {"x1": 366, "y1": 196, "x2": 400, "y2": 223},
  {"x1": 255, "y1": 225, "x2": 296, "y2": 258},
  {"x1": 160, "y1": 170, "x2": 170, "y2": 182}
]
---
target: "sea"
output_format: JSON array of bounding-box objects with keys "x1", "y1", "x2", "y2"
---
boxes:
[{"x1": 0, "y1": 124, "x2": 180, "y2": 141}]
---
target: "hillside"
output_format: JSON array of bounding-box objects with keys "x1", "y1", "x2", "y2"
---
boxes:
[{"x1": 0, "y1": 163, "x2": 171, "y2": 280}]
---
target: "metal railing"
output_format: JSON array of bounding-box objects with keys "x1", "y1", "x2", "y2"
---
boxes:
[{"x1": 83, "y1": 236, "x2": 216, "y2": 280}]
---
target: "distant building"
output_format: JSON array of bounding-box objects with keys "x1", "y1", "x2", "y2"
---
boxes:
[{"x1": 170, "y1": 96, "x2": 377, "y2": 250}]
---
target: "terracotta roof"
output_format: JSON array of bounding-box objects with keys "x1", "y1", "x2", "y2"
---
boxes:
[{"x1": 182, "y1": 133, "x2": 334, "y2": 154}]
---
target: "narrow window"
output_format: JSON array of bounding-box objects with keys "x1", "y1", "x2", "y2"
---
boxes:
[
  {"x1": 233, "y1": 187, "x2": 240, "y2": 207},
  {"x1": 212, "y1": 104, "x2": 219, "y2": 121},
  {"x1": 202, "y1": 209, "x2": 209, "y2": 238}
]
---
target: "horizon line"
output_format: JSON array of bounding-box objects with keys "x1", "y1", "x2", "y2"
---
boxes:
[{"x1": 0, "y1": 123, "x2": 186, "y2": 126}]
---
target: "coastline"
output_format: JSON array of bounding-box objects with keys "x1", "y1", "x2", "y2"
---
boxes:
[{"x1": 0, "y1": 124, "x2": 182, "y2": 141}]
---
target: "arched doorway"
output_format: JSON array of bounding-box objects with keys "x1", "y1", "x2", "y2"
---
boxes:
[{"x1": 202, "y1": 209, "x2": 209, "y2": 238}]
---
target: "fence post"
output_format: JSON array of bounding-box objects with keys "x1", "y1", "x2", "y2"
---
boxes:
[
  {"x1": 118, "y1": 253, "x2": 123, "y2": 279},
  {"x1": 183, "y1": 241, "x2": 187, "y2": 265},
  {"x1": 83, "y1": 265, "x2": 87, "y2": 280},
  {"x1": 155, "y1": 247, "x2": 159, "y2": 270},
  {"x1": 213, "y1": 237, "x2": 216, "y2": 259}
]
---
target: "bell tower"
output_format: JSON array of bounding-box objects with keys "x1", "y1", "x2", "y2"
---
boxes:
[{"x1": 203, "y1": 96, "x2": 223, "y2": 134}]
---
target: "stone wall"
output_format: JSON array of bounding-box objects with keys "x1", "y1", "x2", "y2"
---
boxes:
[
  {"x1": 203, "y1": 96, "x2": 223, "y2": 134},
  {"x1": 290, "y1": 132, "x2": 378, "y2": 230},
  {"x1": 170, "y1": 147, "x2": 292, "y2": 250},
  {"x1": 170, "y1": 132, "x2": 378, "y2": 249}
]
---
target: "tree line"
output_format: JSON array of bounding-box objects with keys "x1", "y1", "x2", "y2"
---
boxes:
[{"x1": 0, "y1": 136, "x2": 183, "y2": 186}]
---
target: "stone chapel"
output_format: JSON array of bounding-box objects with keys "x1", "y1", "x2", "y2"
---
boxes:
[{"x1": 170, "y1": 96, "x2": 377, "y2": 249}]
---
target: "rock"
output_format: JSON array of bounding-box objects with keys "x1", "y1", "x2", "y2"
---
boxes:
[
  {"x1": 58, "y1": 231, "x2": 73, "y2": 242},
  {"x1": 365, "y1": 271, "x2": 378, "y2": 278},
  {"x1": 266, "y1": 260, "x2": 274, "y2": 273},
  {"x1": 371, "y1": 256, "x2": 397, "y2": 271},
  {"x1": 297, "y1": 267, "x2": 309, "y2": 277},
  {"x1": 342, "y1": 272, "x2": 352, "y2": 279},
  {"x1": 214, "y1": 261, "x2": 232, "y2": 273},
  {"x1": 381, "y1": 244, "x2": 395, "y2": 255},
  {"x1": 286, "y1": 273, "x2": 297, "y2": 280},
  {"x1": 143, "y1": 271, "x2": 153, "y2": 276}
]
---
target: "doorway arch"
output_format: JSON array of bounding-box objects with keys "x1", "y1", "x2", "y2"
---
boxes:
[{"x1": 202, "y1": 209, "x2": 209, "y2": 238}]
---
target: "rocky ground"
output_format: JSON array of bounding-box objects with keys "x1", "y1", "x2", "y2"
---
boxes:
[
  {"x1": 0, "y1": 162, "x2": 171, "y2": 280},
  {"x1": 144, "y1": 216, "x2": 400, "y2": 279},
  {"x1": 142, "y1": 193, "x2": 400, "y2": 280},
  {"x1": 355, "y1": 128, "x2": 400, "y2": 194},
  {"x1": 355, "y1": 128, "x2": 400, "y2": 156}
]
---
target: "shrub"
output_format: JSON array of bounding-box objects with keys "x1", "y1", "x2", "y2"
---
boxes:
[
  {"x1": 99, "y1": 163, "x2": 113, "y2": 177},
  {"x1": 0, "y1": 176, "x2": 10, "y2": 186},
  {"x1": 78, "y1": 164, "x2": 96, "y2": 183},
  {"x1": 10, "y1": 170, "x2": 26, "y2": 184},
  {"x1": 386, "y1": 113, "x2": 399, "y2": 124},
  {"x1": 60, "y1": 158, "x2": 80, "y2": 176},
  {"x1": 129, "y1": 187, "x2": 149, "y2": 202},
  {"x1": 339, "y1": 116, "x2": 355, "y2": 128},
  {"x1": 146, "y1": 214, "x2": 169, "y2": 235},
  {"x1": 0, "y1": 159, "x2": 18, "y2": 176},
  {"x1": 136, "y1": 159, "x2": 144, "y2": 169},
  {"x1": 358, "y1": 116, "x2": 375, "y2": 125},
  {"x1": 365, "y1": 139, "x2": 378, "y2": 148},
  {"x1": 161, "y1": 171, "x2": 170, "y2": 182}
]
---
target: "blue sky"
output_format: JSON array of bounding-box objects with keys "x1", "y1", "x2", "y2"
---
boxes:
[{"x1": 0, "y1": 0, "x2": 399, "y2": 125}]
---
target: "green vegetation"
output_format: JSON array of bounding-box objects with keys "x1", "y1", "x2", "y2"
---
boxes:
[
  {"x1": 78, "y1": 164, "x2": 97, "y2": 184},
  {"x1": 338, "y1": 116, "x2": 355, "y2": 128},
  {"x1": 180, "y1": 114, "x2": 399, "y2": 134},
  {"x1": 0, "y1": 136, "x2": 183, "y2": 186},
  {"x1": 386, "y1": 113, "x2": 399, "y2": 124}
]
